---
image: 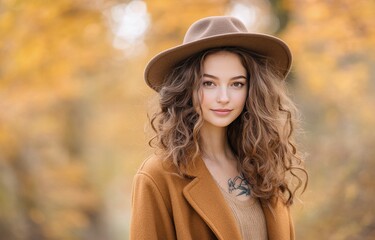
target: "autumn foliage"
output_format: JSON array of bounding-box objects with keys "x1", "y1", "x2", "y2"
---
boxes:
[{"x1": 0, "y1": 0, "x2": 374, "y2": 239}]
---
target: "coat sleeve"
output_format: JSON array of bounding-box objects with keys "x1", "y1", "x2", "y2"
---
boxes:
[
  {"x1": 130, "y1": 172, "x2": 176, "y2": 240},
  {"x1": 262, "y1": 197, "x2": 295, "y2": 240},
  {"x1": 288, "y1": 206, "x2": 295, "y2": 240}
]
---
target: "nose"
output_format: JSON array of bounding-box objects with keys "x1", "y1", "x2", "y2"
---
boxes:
[{"x1": 217, "y1": 86, "x2": 229, "y2": 104}]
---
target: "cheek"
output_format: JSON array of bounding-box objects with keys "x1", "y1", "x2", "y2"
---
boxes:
[
  {"x1": 235, "y1": 90, "x2": 248, "y2": 106},
  {"x1": 197, "y1": 89, "x2": 212, "y2": 108},
  {"x1": 193, "y1": 89, "x2": 204, "y2": 113}
]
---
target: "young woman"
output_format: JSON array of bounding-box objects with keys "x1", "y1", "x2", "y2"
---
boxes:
[{"x1": 130, "y1": 16, "x2": 307, "y2": 240}]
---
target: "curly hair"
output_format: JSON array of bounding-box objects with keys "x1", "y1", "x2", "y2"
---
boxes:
[{"x1": 149, "y1": 47, "x2": 307, "y2": 205}]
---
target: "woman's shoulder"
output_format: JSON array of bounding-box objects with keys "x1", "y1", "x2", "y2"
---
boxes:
[
  {"x1": 134, "y1": 154, "x2": 190, "y2": 200},
  {"x1": 136, "y1": 154, "x2": 180, "y2": 182}
]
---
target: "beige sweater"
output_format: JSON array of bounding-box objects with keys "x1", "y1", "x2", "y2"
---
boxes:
[{"x1": 219, "y1": 187, "x2": 268, "y2": 240}]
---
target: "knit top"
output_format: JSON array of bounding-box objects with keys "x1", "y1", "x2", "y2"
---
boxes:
[{"x1": 218, "y1": 186, "x2": 268, "y2": 240}]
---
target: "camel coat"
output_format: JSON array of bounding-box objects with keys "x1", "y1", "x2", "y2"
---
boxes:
[{"x1": 130, "y1": 155, "x2": 295, "y2": 240}]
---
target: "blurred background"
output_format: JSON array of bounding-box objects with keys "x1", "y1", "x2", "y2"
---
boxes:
[{"x1": 0, "y1": 0, "x2": 374, "y2": 239}]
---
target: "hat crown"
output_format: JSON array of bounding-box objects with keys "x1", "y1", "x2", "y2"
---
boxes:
[{"x1": 183, "y1": 16, "x2": 248, "y2": 44}]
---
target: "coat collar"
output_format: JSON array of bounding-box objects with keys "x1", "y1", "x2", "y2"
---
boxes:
[{"x1": 182, "y1": 156, "x2": 242, "y2": 240}]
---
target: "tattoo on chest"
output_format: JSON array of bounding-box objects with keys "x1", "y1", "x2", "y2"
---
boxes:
[{"x1": 228, "y1": 174, "x2": 251, "y2": 196}]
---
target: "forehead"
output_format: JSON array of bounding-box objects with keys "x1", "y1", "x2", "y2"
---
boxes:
[{"x1": 202, "y1": 51, "x2": 246, "y2": 75}]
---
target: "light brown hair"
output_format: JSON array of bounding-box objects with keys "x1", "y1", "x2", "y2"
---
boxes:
[{"x1": 149, "y1": 47, "x2": 307, "y2": 205}]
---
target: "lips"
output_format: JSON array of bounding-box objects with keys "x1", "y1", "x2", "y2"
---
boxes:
[{"x1": 211, "y1": 109, "x2": 232, "y2": 115}]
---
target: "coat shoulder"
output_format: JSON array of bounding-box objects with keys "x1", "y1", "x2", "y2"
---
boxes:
[{"x1": 136, "y1": 154, "x2": 181, "y2": 184}]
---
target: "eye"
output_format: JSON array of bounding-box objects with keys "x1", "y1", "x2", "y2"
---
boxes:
[
  {"x1": 202, "y1": 81, "x2": 215, "y2": 87},
  {"x1": 232, "y1": 82, "x2": 245, "y2": 88}
]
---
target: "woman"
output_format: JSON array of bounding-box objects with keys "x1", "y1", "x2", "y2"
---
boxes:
[{"x1": 130, "y1": 16, "x2": 307, "y2": 240}]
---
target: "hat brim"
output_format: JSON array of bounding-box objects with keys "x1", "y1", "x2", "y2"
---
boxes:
[{"x1": 144, "y1": 33, "x2": 292, "y2": 91}]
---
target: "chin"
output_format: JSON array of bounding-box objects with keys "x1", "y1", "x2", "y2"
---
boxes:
[{"x1": 205, "y1": 120, "x2": 234, "y2": 128}]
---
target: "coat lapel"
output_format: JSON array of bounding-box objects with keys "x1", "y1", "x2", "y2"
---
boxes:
[{"x1": 183, "y1": 156, "x2": 242, "y2": 240}]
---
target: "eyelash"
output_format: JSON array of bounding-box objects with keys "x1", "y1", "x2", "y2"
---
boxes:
[
  {"x1": 232, "y1": 82, "x2": 245, "y2": 88},
  {"x1": 202, "y1": 81, "x2": 215, "y2": 87},
  {"x1": 202, "y1": 81, "x2": 245, "y2": 88}
]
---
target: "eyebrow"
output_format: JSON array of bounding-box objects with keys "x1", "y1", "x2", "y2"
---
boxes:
[{"x1": 203, "y1": 73, "x2": 247, "y2": 80}]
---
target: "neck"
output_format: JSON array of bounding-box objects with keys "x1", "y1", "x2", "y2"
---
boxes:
[{"x1": 199, "y1": 123, "x2": 234, "y2": 165}]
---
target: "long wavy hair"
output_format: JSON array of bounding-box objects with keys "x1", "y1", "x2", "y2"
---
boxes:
[{"x1": 149, "y1": 47, "x2": 307, "y2": 205}]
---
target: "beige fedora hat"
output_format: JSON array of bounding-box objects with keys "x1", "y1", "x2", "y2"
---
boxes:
[{"x1": 145, "y1": 16, "x2": 292, "y2": 91}]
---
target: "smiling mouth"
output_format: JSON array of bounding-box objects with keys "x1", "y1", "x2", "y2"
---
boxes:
[
  {"x1": 212, "y1": 109, "x2": 232, "y2": 112},
  {"x1": 211, "y1": 109, "x2": 232, "y2": 115}
]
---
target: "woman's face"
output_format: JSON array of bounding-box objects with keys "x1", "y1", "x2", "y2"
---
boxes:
[{"x1": 197, "y1": 51, "x2": 248, "y2": 128}]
